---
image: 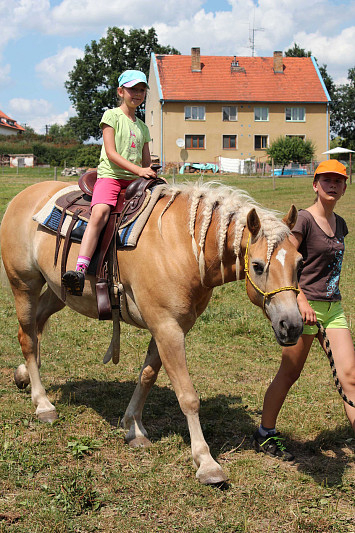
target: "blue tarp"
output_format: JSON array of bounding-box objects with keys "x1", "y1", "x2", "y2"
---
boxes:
[{"x1": 179, "y1": 163, "x2": 219, "y2": 174}]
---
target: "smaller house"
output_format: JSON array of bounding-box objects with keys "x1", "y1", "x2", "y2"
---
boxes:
[
  {"x1": 10, "y1": 154, "x2": 35, "y2": 168},
  {"x1": 0, "y1": 110, "x2": 26, "y2": 136}
]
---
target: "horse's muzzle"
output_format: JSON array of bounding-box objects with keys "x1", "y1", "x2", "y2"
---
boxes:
[{"x1": 272, "y1": 318, "x2": 303, "y2": 346}]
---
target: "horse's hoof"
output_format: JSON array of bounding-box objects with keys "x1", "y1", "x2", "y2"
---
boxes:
[
  {"x1": 37, "y1": 410, "x2": 58, "y2": 423},
  {"x1": 196, "y1": 466, "x2": 228, "y2": 486},
  {"x1": 126, "y1": 436, "x2": 152, "y2": 448},
  {"x1": 14, "y1": 364, "x2": 30, "y2": 389}
]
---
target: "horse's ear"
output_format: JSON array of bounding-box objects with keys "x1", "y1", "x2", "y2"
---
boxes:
[
  {"x1": 283, "y1": 205, "x2": 298, "y2": 230},
  {"x1": 247, "y1": 208, "x2": 261, "y2": 236}
]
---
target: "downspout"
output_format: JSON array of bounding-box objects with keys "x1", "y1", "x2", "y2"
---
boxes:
[
  {"x1": 326, "y1": 102, "x2": 330, "y2": 154},
  {"x1": 160, "y1": 99, "x2": 164, "y2": 168}
]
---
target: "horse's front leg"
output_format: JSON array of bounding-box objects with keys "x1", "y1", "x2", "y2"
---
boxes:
[
  {"x1": 121, "y1": 337, "x2": 162, "y2": 447},
  {"x1": 154, "y1": 324, "x2": 228, "y2": 485}
]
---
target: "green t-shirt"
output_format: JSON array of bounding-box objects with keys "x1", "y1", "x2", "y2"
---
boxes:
[{"x1": 97, "y1": 107, "x2": 151, "y2": 180}]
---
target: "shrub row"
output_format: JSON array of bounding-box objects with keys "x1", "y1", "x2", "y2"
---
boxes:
[{"x1": 0, "y1": 138, "x2": 101, "y2": 168}]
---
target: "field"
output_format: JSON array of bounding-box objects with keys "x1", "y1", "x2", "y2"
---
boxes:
[{"x1": 0, "y1": 168, "x2": 354, "y2": 533}]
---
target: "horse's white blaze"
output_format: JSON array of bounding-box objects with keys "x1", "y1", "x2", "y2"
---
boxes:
[{"x1": 276, "y1": 248, "x2": 287, "y2": 267}]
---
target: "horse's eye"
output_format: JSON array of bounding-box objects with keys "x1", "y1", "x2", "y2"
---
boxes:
[
  {"x1": 297, "y1": 260, "x2": 304, "y2": 272},
  {"x1": 252, "y1": 262, "x2": 264, "y2": 276}
]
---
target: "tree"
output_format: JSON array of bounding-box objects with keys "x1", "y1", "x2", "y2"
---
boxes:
[
  {"x1": 267, "y1": 136, "x2": 316, "y2": 174},
  {"x1": 65, "y1": 27, "x2": 179, "y2": 141},
  {"x1": 47, "y1": 123, "x2": 81, "y2": 143},
  {"x1": 285, "y1": 43, "x2": 312, "y2": 57},
  {"x1": 331, "y1": 68, "x2": 355, "y2": 148}
]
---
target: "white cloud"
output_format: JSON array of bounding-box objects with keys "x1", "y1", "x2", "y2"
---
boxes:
[
  {"x1": 291, "y1": 27, "x2": 355, "y2": 84},
  {"x1": 36, "y1": 46, "x2": 84, "y2": 89},
  {"x1": 0, "y1": 63, "x2": 11, "y2": 87},
  {"x1": 47, "y1": 0, "x2": 204, "y2": 34},
  {"x1": 8, "y1": 97, "x2": 76, "y2": 133}
]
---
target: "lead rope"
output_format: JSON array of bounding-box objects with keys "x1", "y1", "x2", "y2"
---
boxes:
[{"x1": 316, "y1": 321, "x2": 355, "y2": 407}]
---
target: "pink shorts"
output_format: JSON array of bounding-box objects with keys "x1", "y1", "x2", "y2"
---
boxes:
[{"x1": 91, "y1": 178, "x2": 133, "y2": 208}]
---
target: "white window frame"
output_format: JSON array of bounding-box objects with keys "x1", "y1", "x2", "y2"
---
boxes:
[
  {"x1": 222, "y1": 134, "x2": 238, "y2": 149},
  {"x1": 222, "y1": 106, "x2": 238, "y2": 121},
  {"x1": 185, "y1": 134, "x2": 205, "y2": 149},
  {"x1": 254, "y1": 135, "x2": 268, "y2": 150},
  {"x1": 184, "y1": 106, "x2": 205, "y2": 121},
  {"x1": 285, "y1": 107, "x2": 305, "y2": 122},
  {"x1": 254, "y1": 107, "x2": 269, "y2": 121}
]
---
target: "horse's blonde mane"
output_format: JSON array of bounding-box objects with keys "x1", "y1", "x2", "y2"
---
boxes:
[{"x1": 158, "y1": 181, "x2": 290, "y2": 282}]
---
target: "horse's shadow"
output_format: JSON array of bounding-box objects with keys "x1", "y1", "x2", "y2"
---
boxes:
[{"x1": 50, "y1": 378, "x2": 354, "y2": 487}]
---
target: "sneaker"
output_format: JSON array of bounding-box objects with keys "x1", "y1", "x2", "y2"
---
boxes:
[
  {"x1": 62, "y1": 270, "x2": 85, "y2": 296},
  {"x1": 252, "y1": 430, "x2": 294, "y2": 461}
]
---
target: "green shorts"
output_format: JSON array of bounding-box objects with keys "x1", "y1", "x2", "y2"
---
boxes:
[{"x1": 302, "y1": 300, "x2": 349, "y2": 335}]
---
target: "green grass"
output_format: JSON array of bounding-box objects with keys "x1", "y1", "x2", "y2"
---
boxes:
[{"x1": 0, "y1": 169, "x2": 354, "y2": 532}]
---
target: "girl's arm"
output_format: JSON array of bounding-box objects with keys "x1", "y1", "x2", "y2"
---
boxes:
[
  {"x1": 102, "y1": 124, "x2": 157, "y2": 179},
  {"x1": 290, "y1": 232, "x2": 317, "y2": 326}
]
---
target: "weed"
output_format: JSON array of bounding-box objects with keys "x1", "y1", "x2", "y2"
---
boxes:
[{"x1": 66, "y1": 436, "x2": 102, "y2": 458}]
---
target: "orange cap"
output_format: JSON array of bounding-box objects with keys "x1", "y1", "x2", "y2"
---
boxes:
[{"x1": 314, "y1": 159, "x2": 348, "y2": 180}]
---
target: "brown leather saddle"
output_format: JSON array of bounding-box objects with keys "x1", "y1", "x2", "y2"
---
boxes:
[{"x1": 54, "y1": 170, "x2": 165, "y2": 320}]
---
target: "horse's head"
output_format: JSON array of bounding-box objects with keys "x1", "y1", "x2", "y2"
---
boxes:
[{"x1": 243, "y1": 205, "x2": 303, "y2": 346}]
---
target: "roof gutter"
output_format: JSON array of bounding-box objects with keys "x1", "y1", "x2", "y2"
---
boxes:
[
  {"x1": 311, "y1": 56, "x2": 331, "y2": 153},
  {"x1": 151, "y1": 52, "x2": 165, "y2": 165}
]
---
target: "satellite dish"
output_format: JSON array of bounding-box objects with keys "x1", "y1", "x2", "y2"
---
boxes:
[{"x1": 176, "y1": 138, "x2": 185, "y2": 148}]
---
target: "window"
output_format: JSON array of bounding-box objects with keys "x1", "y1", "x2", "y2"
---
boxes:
[
  {"x1": 223, "y1": 135, "x2": 237, "y2": 149},
  {"x1": 184, "y1": 106, "x2": 205, "y2": 120},
  {"x1": 254, "y1": 107, "x2": 269, "y2": 121},
  {"x1": 222, "y1": 106, "x2": 237, "y2": 121},
  {"x1": 285, "y1": 107, "x2": 305, "y2": 121},
  {"x1": 254, "y1": 135, "x2": 268, "y2": 149},
  {"x1": 286, "y1": 134, "x2": 305, "y2": 140},
  {"x1": 185, "y1": 135, "x2": 205, "y2": 149}
]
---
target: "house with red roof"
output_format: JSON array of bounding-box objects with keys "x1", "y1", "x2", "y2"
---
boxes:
[
  {"x1": 145, "y1": 48, "x2": 330, "y2": 168},
  {"x1": 0, "y1": 110, "x2": 26, "y2": 136}
]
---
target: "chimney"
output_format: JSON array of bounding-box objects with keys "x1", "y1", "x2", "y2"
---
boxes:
[
  {"x1": 273, "y1": 51, "x2": 284, "y2": 73},
  {"x1": 191, "y1": 47, "x2": 201, "y2": 72},
  {"x1": 231, "y1": 56, "x2": 246, "y2": 74}
]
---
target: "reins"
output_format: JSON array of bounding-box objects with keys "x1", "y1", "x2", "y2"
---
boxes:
[{"x1": 244, "y1": 232, "x2": 300, "y2": 311}]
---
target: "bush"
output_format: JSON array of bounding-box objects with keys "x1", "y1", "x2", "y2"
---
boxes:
[{"x1": 74, "y1": 145, "x2": 101, "y2": 167}]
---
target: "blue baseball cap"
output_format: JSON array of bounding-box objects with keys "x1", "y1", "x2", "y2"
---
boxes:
[{"x1": 118, "y1": 70, "x2": 149, "y2": 88}]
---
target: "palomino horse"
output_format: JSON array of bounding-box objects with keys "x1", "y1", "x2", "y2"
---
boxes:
[{"x1": 0, "y1": 180, "x2": 303, "y2": 485}]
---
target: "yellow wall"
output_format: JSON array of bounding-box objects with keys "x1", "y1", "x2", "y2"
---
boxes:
[{"x1": 145, "y1": 97, "x2": 329, "y2": 166}]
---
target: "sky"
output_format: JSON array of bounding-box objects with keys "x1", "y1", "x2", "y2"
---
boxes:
[{"x1": 1, "y1": 0, "x2": 354, "y2": 134}]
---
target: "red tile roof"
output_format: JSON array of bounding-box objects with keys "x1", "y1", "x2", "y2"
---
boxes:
[
  {"x1": 0, "y1": 110, "x2": 25, "y2": 132},
  {"x1": 154, "y1": 55, "x2": 329, "y2": 103}
]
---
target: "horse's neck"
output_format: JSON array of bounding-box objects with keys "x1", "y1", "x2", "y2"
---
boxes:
[{"x1": 201, "y1": 217, "x2": 248, "y2": 287}]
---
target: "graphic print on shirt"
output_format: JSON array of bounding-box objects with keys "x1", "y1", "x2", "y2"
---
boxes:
[
  {"x1": 326, "y1": 239, "x2": 344, "y2": 298},
  {"x1": 130, "y1": 129, "x2": 137, "y2": 149}
]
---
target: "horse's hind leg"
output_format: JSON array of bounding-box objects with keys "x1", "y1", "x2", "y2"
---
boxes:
[
  {"x1": 12, "y1": 282, "x2": 64, "y2": 422},
  {"x1": 121, "y1": 337, "x2": 162, "y2": 447}
]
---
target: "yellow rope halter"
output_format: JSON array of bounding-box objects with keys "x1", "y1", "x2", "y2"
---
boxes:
[{"x1": 244, "y1": 233, "x2": 300, "y2": 311}]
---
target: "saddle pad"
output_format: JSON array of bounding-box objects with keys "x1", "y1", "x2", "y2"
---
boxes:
[{"x1": 33, "y1": 183, "x2": 169, "y2": 248}]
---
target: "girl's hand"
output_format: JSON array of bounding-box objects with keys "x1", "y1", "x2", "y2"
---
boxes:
[
  {"x1": 298, "y1": 297, "x2": 317, "y2": 325},
  {"x1": 137, "y1": 166, "x2": 157, "y2": 179}
]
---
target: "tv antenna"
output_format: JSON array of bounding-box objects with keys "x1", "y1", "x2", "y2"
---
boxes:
[{"x1": 249, "y1": 15, "x2": 264, "y2": 56}]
